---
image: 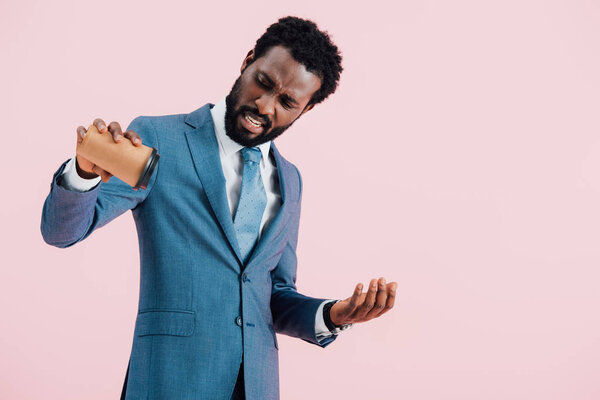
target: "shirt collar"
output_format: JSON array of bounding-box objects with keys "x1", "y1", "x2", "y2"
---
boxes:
[{"x1": 210, "y1": 97, "x2": 271, "y2": 162}]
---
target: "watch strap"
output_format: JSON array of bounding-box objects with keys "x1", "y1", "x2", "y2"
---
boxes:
[{"x1": 323, "y1": 300, "x2": 353, "y2": 334}]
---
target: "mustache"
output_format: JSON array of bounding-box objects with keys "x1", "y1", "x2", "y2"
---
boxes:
[{"x1": 235, "y1": 105, "x2": 272, "y2": 132}]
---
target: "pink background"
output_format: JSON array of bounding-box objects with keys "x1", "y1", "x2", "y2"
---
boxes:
[{"x1": 2, "y1": 0, "x2": 600, "y2": 398}]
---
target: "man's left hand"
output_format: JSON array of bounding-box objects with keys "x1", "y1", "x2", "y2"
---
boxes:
[{"x1": 329, "y1": 277, "x2": 397, "y2": 326}]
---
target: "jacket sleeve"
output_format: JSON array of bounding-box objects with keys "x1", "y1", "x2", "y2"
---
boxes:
[
  {"x1": 40, "y1": 117, "x2": 159, "y2": 248},
  {"x1": 269, "y1": 166, "x2": 338, "y2": 348}
]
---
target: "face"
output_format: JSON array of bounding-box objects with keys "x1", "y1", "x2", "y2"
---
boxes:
[{"x1": 224, "y1": 45, "x2": 322, "y2": 147}]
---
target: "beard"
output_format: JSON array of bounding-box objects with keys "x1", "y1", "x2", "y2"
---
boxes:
[{"x1": 224, "y1": 76, "x2": 295, "y2": 147}]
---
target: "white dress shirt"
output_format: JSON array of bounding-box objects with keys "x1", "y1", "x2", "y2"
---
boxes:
[{"x1": 59, "y1": 98, "x2": 338, "y2": 342}]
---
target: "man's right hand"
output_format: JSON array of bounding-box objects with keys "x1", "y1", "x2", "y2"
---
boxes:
[{"x1": 75, "y1": 118, "x2": 142, "y2": 182}]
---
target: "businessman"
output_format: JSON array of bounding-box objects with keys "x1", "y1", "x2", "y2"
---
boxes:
[{"x1": 41, "y1": 16, "x2": 397, "y2": 400}]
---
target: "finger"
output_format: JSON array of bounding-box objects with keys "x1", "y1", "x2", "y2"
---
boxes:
[
  {"x1": 108, "y1": 121, "x2": 123, "y2": 142},
  {"x1": 378, "y1": 282, "x2": 397, "y2": 317},
  {"x1": 123, "y1": 130, "x2": 141, "y2": 146},
  {"x1": 348, "y1": 282, "x2": 363, "y2": 312},
  {"x1": 92, "y1": 165, "x2": 103, "y2": 176},
  {"x1": 76, "y1": 126, "x2": 87, "y2": 143},
  {"x1": 93, "y1": 118, "x2": 107, "y2": 133},
  {"x1": 366, "y1": 277, "x2": 388, "y2": 319},
  {"x1": 100, "y1": 170, "x2": 113, "y2": 182},
  {"x1": 356, "y1": 278, "x2": 378, "y2": 319}
]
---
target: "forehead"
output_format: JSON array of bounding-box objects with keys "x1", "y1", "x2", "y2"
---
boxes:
[{"x1": 252, "y1": 46, "x2": 321, "y2": 101}]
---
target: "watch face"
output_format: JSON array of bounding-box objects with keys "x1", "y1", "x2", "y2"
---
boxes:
[{"x1": 333, "y1": 323, "x2": 353, "y2": 334}]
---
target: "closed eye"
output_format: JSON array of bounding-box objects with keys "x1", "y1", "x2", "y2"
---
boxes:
[
  {"x1": 280, "y1": 99, "x2": 292, "y2": 109},
  {"x1": 256, "y1": 74, "x2": 272, "y2": 89},
  {"x1": 280, "y1": 95, "x2": 297, "y2": 110},
  {"x1": 255, "y1": 72, "x2": 297, "y2": 110}
]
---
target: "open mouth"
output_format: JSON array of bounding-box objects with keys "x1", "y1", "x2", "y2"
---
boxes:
[{"x1": 240, "y1": 111, "x2": 266, "y2": 135}]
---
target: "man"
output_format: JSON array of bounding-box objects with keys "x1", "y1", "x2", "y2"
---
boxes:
[{"x1": 41, "y1": 16, "x2": 397, "y2": 400}]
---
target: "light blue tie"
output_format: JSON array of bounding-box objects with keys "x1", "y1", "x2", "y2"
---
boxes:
[{"x1": 234, "y1": 147, "x2": 267, "y2": 264}]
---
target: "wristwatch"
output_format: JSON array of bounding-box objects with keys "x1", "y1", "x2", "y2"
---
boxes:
[{"x1": 323, "y1": 300, "x2": 353, "y2": 334}]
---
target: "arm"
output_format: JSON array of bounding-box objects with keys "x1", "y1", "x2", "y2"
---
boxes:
[
  {"x1": 269, "y1": 242, "x2": 337, "y2": 348},
  {"x1": 40, "y1": 117, "x2": 159, "y2": 248},
  {"x1": 269, "y1": 167, "x2": 398, "y2": 346},
  {"x1": 269, "y1": 167, "x2": 338, "y2": 348}
]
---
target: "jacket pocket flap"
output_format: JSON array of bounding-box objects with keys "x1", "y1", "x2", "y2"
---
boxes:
[{"x1": 135, "y1": 309, "x2": 195, "y2": 337}]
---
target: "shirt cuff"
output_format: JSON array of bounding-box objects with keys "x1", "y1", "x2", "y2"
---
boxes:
[
  {"x1": 59, "y1": 157, "x2": 101, "y2": 192},
  {"x1": 315, "y1": 299, "x2": 337, "y2": 341}
]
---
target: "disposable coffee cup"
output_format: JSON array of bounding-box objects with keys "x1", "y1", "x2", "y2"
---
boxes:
[{"x1": 76, "y1": 125, "x2": 160, "y2": 190}]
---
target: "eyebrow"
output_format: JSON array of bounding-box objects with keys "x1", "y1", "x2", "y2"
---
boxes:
[{"x1": 258, "y1": 72, "x2": 299, "y2": 106}]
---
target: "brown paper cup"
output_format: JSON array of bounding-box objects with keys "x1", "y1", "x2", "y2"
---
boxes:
[{"x1": 76, "y1": 125, "x2": 160, "y2": 189}]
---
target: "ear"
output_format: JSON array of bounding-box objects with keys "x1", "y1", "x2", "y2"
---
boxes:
[
  {"x1": 240, "y1": 49, "x2": 255, "y2": 73},
  {"x1": 300, "y1": 103, "x2": 315, "y2": 116}
]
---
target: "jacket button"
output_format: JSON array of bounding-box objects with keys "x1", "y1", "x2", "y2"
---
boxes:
[
  {"x1": 235, "y1": 316, "x2": 242, "y2": 327},
  {"x1": 242, "y1": 273, "x2": 248, "y2": 283}
]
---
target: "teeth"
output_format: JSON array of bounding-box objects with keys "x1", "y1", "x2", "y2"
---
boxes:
[{"x1": 245, "y1": 114, "x2": 262, "y2": 128}]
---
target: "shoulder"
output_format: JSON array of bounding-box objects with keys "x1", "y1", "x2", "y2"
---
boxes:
[
  {"x1": 126, "y1": 113, "x2": 189, "y2": 149},
  {"x1": 128, "y1": 104, "x2": 215, "y2": 142},
  {"x1": 289, "y1": 162, "x2": 302, "y2": 195},
  {"x1": 128, "y1": 113, "x2": 187, "y2": 135}
]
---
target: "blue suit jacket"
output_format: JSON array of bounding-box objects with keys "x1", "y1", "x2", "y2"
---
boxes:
[{"x1": 41, "y1": 104, "x2": 336, "y2": 400}]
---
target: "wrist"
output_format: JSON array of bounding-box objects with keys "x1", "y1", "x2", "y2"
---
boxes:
[
  {"x1": 323, "y1": 300, "x2": 353, "y2": 334},
  {"x1": 323, "y1": 300, "x2": 339, "y2": 331},
  {"x1": 75, "y1": 157, "x2": 99, "y2": 179}
]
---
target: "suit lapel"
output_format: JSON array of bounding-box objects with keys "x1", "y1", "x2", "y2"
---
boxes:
[
  {"x1": 184, "y1": 104, "x2": 243, "y2": 268},
  {"x1": 183, "y1": 104, "x2": 297, "y2": 270}
]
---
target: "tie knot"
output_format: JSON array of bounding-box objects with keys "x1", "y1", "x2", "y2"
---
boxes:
[{"x1": 241, "y1": 147, "x2": 262, "y2": 164}]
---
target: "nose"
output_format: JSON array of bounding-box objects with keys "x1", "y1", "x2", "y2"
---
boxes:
[{"x1": 255, "y1": 94, "x2": 275, "y2": 118}]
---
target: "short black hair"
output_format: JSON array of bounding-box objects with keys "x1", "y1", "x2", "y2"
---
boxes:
[{"x1": 252, "y1": 16, "x2": 343, "y2": 106}]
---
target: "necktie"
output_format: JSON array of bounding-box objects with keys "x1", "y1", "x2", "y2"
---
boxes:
[{"x1": 233, "y1": 147, "x2": 267, "y2": 264}]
